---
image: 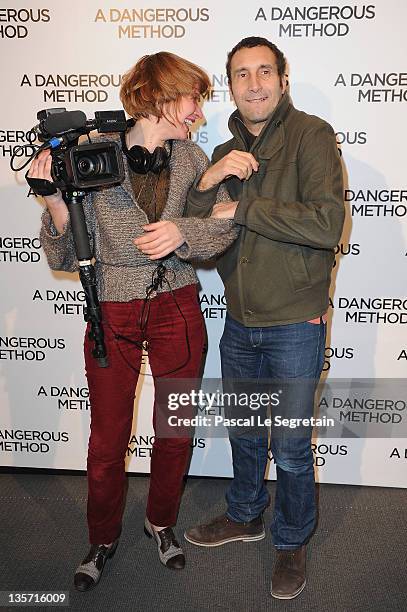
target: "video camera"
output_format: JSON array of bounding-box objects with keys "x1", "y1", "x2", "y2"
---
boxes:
[
  {"x1": 22, "y1": 107, "x2": 127, "y2": 195},
  {"x1": 9, "y1": 107, "x2": 132, "y2": 368}
]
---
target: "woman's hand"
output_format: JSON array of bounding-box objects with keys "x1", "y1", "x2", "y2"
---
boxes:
[
  {"x1": 134, "y1": 220, "x2": 185, "y2": 260},
  {"x1": 210, "y1": 201, "x2": 238, "y2": 219},
  {"x1": 28, "y1": 150, "x2": 64, "y2": 208},
  {"x1": 28, "y1": 150, "x2": 68, "y2": 233}
]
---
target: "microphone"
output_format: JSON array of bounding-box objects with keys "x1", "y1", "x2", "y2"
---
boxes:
[
  {"x1": 43, "y1": 110, "x2": 87, "y2": 136},
  {"x1": 31, "y1": 110, "x2": 88, "y2": 140}
]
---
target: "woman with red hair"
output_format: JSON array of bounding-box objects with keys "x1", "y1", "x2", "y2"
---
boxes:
[{"x1": 29, "y1": 51, "x2": 237, "y2": 590}]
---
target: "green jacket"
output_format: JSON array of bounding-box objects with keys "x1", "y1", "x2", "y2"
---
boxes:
[{"x1": 187, "y1": 93, "x2": 345, "y2": 327}]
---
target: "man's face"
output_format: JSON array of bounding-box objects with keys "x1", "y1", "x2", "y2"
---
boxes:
[{"x1": 229, "y1": 45, "x2": 287, "y2": 136}]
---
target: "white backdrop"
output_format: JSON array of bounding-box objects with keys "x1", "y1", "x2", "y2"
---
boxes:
[{"x1": 1, "y1": 0, "x2": 406, "y2": 487}]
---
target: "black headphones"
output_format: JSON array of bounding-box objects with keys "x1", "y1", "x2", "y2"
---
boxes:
[{"x1": 121, "y1": 120, "x2": 172, "y2": 175}]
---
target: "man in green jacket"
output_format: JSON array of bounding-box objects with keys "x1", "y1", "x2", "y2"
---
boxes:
[{"x1": 184, "y1": 37, "x2": 344, "y2": 599}]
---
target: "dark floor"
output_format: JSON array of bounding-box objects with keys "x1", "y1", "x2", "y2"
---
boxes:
[{"x1": 0, "y1": 472, "x2": 406, "y2": 612}]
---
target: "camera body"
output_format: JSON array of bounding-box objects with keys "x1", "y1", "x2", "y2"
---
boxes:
[
  {"x1": 31, "y1": 108, "x2": 127, "y2": 193},
  {"x1": 51, "y1": 140, "x2": 124, "y2": 190}
]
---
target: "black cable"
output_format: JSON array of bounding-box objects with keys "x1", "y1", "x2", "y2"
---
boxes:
[
  {"x1": 109, "y1": 263, "x2": 192, "y2": 378},
  {"x1": 93, "y1": 139, "x2": 195, "y2": 378},
  {"x1": 10, "y1": 140, "x2": 48, "y2": 172}
]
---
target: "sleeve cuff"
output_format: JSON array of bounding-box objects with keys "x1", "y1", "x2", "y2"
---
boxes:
[
  {"x1": 41, "y1": 209, "x2": 70, "y2": 239},
  {"x1": 171, "y1": 217, "x2": 239, "y2": 261},
  {"x1": 174, "y1": 242, "x2": 192, "y2": 260},
  {"x1": 233, "y1": 196, "x2": 250, "y2": 225},
  {"x1": 187, "y1": 176, "x2": 220, "y2": 212}
]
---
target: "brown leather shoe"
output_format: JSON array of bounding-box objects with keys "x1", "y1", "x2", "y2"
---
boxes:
[
  {"x1": 271, "y1": 545, "x2": 306, "y2": 599},
  {"x1": 184, "y1": 513, "x2": 265, "y2": 547}
]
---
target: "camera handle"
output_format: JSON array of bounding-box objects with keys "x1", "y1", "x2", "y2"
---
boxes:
[{"x1": 64, "y1": 190, "x2": 108, "y2": 368}]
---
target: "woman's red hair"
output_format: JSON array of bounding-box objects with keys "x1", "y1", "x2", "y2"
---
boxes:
[{"x1": 120, "y1": 51, "x2": 210, "y2": 120}]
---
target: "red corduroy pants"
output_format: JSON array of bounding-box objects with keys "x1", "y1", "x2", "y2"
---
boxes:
[{"x1": 84, "y1": 284, "x2": 206, "y2": 544}]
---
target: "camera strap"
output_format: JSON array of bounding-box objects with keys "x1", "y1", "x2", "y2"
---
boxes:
[{"x1": 25, "y1": 173, "x2": 60, "y2": 197}]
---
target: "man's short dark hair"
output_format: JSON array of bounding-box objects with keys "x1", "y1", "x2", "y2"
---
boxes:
[{"x1": 226, "y1": 36, "x2": 287, "y2": 83}]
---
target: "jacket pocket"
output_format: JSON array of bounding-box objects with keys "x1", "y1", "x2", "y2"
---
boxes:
[{"x1": 285, "y1": 245, "x2": 312, "y2": 292}]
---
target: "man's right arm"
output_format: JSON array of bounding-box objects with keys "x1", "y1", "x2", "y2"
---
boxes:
[{"x1": 185, "y1": 147, "x2": 258, "y2": 218}]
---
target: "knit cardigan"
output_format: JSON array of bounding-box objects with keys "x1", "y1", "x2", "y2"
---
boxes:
[{"x1": 40, "y1": 135, "x2": 238, "y2": 301}]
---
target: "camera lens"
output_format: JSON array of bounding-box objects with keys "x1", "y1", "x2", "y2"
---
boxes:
[
  {"x1": 70, "y1": 142, "x2": 123, "y2": 188},
  {"x1": 77, "y1": 154, "x2": 106, "y2": 177},
  {"x1": 77, "y1": 156, "x2": 94, "y2": 176}
]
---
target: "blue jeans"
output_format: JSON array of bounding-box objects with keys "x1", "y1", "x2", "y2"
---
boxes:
[{"x1": 220, "y1": 314, "x2": 326, "y2": 550}]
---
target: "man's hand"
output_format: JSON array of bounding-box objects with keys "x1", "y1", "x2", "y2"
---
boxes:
[
  {"x1": 198, "y1": 150, "x2": 259, "y2": 191},
  {"x1": 210, "y1": 201, "x2": 238, "y2": 219},
  {"x1": 133, "y1": 220, "x2": 184, "y2": 260}
]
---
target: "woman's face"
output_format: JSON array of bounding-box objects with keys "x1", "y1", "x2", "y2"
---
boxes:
[{"x1": 162, "y1": 93, "x2": 204, "y2": 140}]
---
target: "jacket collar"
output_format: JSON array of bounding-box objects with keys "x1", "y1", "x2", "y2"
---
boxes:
[{"x1": 228, "y1": 92, "x2": 292, "y2": 159}]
